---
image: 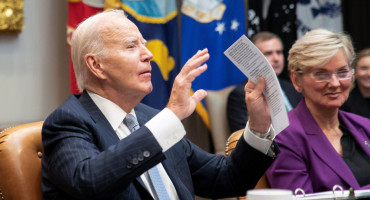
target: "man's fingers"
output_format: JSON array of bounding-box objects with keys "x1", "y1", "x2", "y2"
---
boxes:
[
  {"x1": 182, "y1": 49, "x2": 209, "y2": 74},
  {"x1": 175, "y1": 64, "x2": 207, "y2": 90},
  {"x1": 247, "y1": 77, "x2": 266, "y2": 95},
  {"x1": 187, "y1": 64, "x2": 207, "y2": 82},
  {"x1": 245, "y1": 79, "x2": 256, "y2": 92},
  {"x1": 167, "y1": 48, "x2": 209, "y2": 120},
  {"x1": 191, "y1": 48, "x2": 208, "y2": 62},
  {"x1": 255, "y1": 77, "x2": 266, "y2": 93},
  {"x1": 192, "y1": 89, "x2": 207, "y2": 103}
]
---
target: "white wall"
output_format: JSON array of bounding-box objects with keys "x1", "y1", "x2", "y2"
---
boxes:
[{"x1": 0, "y1": 1, "x2": 70, "y2": 128}]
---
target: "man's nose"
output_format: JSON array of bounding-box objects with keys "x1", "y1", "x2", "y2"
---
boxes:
[
  {"x1": 142, "y1": 46, "x2": 153, "y2": 61},
  {"x1": 271, "y1": 52, "x2": 279, "y2": 61}
]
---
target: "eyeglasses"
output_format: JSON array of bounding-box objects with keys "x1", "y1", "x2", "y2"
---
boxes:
[{"x1": 308, "y1": 68, "x2": 354, "y2": 82}]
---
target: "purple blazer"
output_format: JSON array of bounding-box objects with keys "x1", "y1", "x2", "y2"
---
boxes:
[{"x1": 266, "y1": 99, "x2": 370, "y2": 193}]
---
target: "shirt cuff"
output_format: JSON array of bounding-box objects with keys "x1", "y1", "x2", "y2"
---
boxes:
[
  {"x1": 243, "y1": 121, "x2": 276, "y2": 155},
  {"x1": 145, "y1": 108, "x2": 186, "y2": 152}
]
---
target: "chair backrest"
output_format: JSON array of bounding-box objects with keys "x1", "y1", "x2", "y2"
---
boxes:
[
  {"x1": 205, "y1": 85, "x2": 236, "y2": 155},
  {"x1": 225, "y1": 129, "x2": 270, "y2": 200},
  {"x1": 0, "y1": 121, "x2": 44, "y2": 200}
]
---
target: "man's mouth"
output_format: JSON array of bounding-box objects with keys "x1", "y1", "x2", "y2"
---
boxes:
[{"x1": 139, "y1": 68, "x2": 151, "y2": 75}]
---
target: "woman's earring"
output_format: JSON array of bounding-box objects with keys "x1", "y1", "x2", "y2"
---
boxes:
[{"x1": 297, "y1": 88, "x2": 302, "y2": 92}]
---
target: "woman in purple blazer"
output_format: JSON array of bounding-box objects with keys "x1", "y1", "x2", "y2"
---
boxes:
[{"x1": 266, "y1": 29, "x2": 370, "y2": 194}]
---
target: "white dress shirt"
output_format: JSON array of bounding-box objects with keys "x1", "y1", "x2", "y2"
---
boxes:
[
  {"x1": 87, "y1": 90, "x2": 275, "y2": 199},
  {"x1": 88, "y1": 91, "x2": 180, "y2": 200}
]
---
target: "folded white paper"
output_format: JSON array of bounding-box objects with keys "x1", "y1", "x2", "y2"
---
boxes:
[{"x1": 224, "y1": 34, "x2": 289, "y2": 134}]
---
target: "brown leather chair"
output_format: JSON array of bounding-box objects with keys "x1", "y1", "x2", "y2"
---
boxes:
[
  {"x1": 0, "y1": 121, "x2": 44, "y2": 200},
  {"x1": 225, "y1": 129, "x2": 270, "y2": 200}
]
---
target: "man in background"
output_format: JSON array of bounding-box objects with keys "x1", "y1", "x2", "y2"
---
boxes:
[{"x1": 227, "y1": 31, "x2": 302, "y2": 133}]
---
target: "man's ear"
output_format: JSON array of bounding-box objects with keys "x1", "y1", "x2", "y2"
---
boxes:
[
  {"x1": 290, "y1": 69, "x2": 302, "y2": 93},
  {"x1": 85, "y1": 53, "x2": 106, "y2": 79}
]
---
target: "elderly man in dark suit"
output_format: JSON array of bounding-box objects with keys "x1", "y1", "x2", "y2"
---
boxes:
[{"x1": 41, "y1": 10, "x2": 278, "y2": 200}]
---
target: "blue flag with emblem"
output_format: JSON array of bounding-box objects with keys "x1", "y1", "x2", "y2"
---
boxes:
[
  {"x1": 113, "y1": 0, "x2": 180, "y2": 110},
  {"x1": 180, "y1": 0, "x2": 247, "y2": 127}
]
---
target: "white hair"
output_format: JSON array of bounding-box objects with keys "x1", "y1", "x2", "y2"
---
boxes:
[{"x1": 70, "y1": 9, "x2": 127, "y2": 92}]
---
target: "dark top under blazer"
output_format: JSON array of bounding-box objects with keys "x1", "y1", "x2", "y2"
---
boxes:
[
  {"x1": 341, "y1": 83, "x2": 370, "y2": 118},
  {"x1": 42, "y1": 90, "x2": 275, "y2": 200}
]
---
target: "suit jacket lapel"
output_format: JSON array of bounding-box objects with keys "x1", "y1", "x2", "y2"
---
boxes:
[
  {"x1": 296, "y1": 101, "x2": 359, "y2": 188},
  {"x1": 79, "y1": 90, "x2": 119, "y2": 143},
  {"x1": 79, "y1": 91, "x2": 150, "y2": 195}
]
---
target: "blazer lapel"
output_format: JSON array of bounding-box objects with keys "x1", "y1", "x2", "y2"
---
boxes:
[
  {"x1": 79, "y1": 91, "x2": 151, "y2": 195},
  {"x1": 296, "y1": 101, "x2": 359, "y2": 188},
  {"x1": 79, "y1": 90, "x2": 119, "y2": 143}
]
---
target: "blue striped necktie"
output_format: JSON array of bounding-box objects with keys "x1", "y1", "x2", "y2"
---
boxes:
[{"x1": 124, "y1": 114, "x2": 170, "y2": 200}]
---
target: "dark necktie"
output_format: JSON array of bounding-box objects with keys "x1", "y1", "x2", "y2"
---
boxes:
[{"x1": 124, "y1": 114, "x2": 170, "y2": 200}]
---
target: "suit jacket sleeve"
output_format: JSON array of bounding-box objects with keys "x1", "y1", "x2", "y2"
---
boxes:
[
  {"x1": 42, "y1": 97, "x2": 165, "y2": 199},
  {"x1": 42, "y1": 94, "x2": 277, "y2": 199},
  {"x1": 181, "y1": 135, "x2": 276, "y2": 198}
]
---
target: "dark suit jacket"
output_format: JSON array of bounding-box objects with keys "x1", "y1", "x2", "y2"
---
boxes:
[
  {"x1": 42, "y1": 91, "x2": 275, "y2": 200},
  {"x1": 227, "y1": 78, "x2": 302, "y2": 133},
  {"x1": 266, "y1": 99, "x2": 370, "y2": 193}
]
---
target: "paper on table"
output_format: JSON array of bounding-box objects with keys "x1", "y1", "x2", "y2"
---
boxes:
[{"x1": 224, "y1": 34, "x2": 289, "y2": 134}]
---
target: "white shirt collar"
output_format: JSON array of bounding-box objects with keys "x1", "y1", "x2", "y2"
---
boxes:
[{"x1": 87, "y1": 90, "x2": 136, "y2": 131}]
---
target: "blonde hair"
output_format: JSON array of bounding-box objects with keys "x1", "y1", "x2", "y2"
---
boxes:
[
  {"x1": 70, "y1": 9, "x2": 127, "y2": 92},
  {"x1": 288, "y1": 29, "x2": 354, "y2": 73}
]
